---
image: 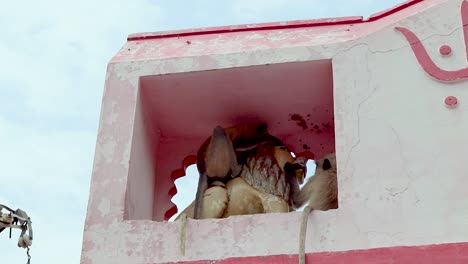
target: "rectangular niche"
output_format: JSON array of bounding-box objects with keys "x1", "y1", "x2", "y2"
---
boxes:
[{"x1": 124, "y1": 59, "x2": 336, "y2": 222}]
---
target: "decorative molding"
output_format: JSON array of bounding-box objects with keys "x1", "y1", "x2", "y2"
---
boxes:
[{"x1": 395, "y1": 0, "x2": 468, "y2": 82}]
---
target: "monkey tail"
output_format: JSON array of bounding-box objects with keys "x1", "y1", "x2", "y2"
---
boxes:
[
  {"x1": 299, "y1": 205, "x2": 313, "y2": 264},
  {"x1": 194, "y1": 172, "x2": 208, "y2": 219},
  {"x1": 179, "y1": 213, "x2": 187, "y2": 256}
]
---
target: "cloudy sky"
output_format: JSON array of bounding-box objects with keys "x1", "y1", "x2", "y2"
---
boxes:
[{"x1": 1, "y1": 0, "x2": 405, "y2": 263}]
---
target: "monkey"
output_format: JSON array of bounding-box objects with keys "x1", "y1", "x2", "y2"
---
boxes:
[
  {"x1": 179, "y1": 122, "x2": 303, "y2": 255},
  {"x1": 224, "y1": 145, "x2": 304, "y2": 215},
  {"x1": 177, "y1": 139, "x2": 308, "y2": 220},
  {"x1": 176, "y1": 181, "x2": 229, "y2": 220},
  {"x1": 193, "y1": 121, "x2": 273, "y2": 219},
  {"x1": 177, "y1": 122, "x2": 307, "y2": 255},
  {"x1": 193, "y1": 126, "x2": 236, "y2": 220},
  {"x1": 286, "y1": 152, "x2": 337, "y2": 264},
  {"x1": 176, "y1": 177, "x2": 261, "y2": 220}
]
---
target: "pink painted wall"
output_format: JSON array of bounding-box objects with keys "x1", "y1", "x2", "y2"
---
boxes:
[
  {"x1": 81, "y1": 0, "x2": 468, "y2": 263},
  {"x1": 124, "y1": 88, "x2": 156, "y2": 220}
]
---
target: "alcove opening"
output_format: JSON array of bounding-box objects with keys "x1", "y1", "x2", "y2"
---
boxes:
[{"x1": 124, "y1": 59, "x2": 336, "y2": 222}]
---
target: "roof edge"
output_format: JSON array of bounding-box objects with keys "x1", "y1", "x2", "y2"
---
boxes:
[{"x1": 127, "y1": 0, "x2": 424, "y2": 41}]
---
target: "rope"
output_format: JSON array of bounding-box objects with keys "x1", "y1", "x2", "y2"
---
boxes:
[{"x1": 26, "y1": 247, "x2": 31, "y2": 264}]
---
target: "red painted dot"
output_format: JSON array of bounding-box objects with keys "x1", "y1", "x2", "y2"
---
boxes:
[
  {"x1": 444, "y1": 96, "x2": 458, "y2": 107},
  {"x1": 439, "y1": 45, "x2": 452, "y2": 56}
]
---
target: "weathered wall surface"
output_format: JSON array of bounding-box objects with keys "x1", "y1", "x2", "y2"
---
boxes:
[{"x1": 82, "y1": 0, "x2": 468, "y2": 263}]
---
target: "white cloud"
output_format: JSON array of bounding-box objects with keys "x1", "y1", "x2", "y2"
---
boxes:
[
  {"x1": 0, "y1": 115, "x2": 94, "y2": 263},
  {"x1": 1, "y1": 0, "x2": 405, "y2": 263},
  {"x1": 0, "y1": 0, "x2": 166, "y2": 119},
  {"x1": 0, "y1": 0, "x2": 166, "y2": 262}
]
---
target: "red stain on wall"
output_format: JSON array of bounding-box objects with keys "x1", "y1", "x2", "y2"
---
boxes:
[{"x1": 289, "y1": 114, "x2": 308, "y2": 129}]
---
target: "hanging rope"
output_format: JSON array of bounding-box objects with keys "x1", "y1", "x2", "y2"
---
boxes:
[
  {"x1": 26, "y1": 247, "x2": 31, "y2": 264},
  {"x1": 0, "y1": 204, "x2": 33, "y2": 263}
]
